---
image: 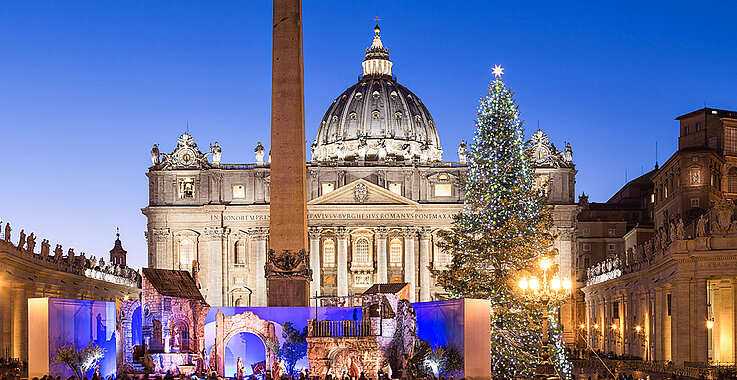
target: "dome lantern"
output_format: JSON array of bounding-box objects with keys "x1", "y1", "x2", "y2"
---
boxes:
[{"x1": 362, "y1": 23, "x2": 393, "y2": 77}]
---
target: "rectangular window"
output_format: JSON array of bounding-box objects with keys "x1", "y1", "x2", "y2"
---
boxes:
[
  {"x1": 434, "y1": 183, "x2": 452, "y2": 197},
  {"x1": 322, "y1": 239, "x2": 335, "y2": 267},
  {"x1": 321, "y1": 183, "x2": 335, "y2": 195},
  {"x1": 691, "y1": 198, "x2": 700, "y2": 208},
  {"x1": 388, "y1": 183, "x2": 402, "y2": 195},
  {"x1": 608, "y1": 243, "x2": 616, "y2": 252},
  {"x1": 651, "y1": 193, "x2": 655, "y2": 203},
  {"x1": 582, "y1": 228, "x2": 590, "y2": 236},
  {"x1": 613, "y1": 302, "x2": 620, "y2": 320},
  {"x1": 726, "y1": 127, "x2": 737, "y2": 154},
  {"x1": 389, "y1": 239, "x2": 403, "y2": 266},
  {"x1": 696, "y1": 122, "x2": 701, "y2": 131},
  {"x1": 608, "y1": 228, "x2": 615, "y2": 236},
  {"x1": 684, "y1": 126, "x2": 689, "y2": 135},
  {"x1": 582, "y1": 244, "x2": 591, "y2": 252},
  {"x1": 233, "y1": 185, "x2": 245, "y2": 199},
  {"x1": 583, "y1": 257, "x2": 590, "y2": 269},
  {"x1": 667, "y1": 293, "x2": 672, "y2": 316},
  {"x1": 178, "y1": 177, "x2": 195, "y2": 199},
  {"x1": 163, "y1": 298, "x2": 171, "y2": 312}
]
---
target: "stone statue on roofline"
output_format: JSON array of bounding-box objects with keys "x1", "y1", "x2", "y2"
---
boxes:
[
  {"x1": 377, "y1": 139, "x2": 388, "y2": 161},
  {"x1": 677, "y1": 218, "x2": 685, "y2": 240},
  {"x1": 27, "y1": 233, "x2": 36, "y2": 253},
  {"x1": 458, "y1": 140, "x2": 467, "y2": 164},
  {"x1": 254, "y1": 142, "x2": 265, "y2": 165},
  {"x1": 151, "y1": 144, "x2": 160, "y2": 166},
  {"x1": 669, "y1": 221, "x2": 677, "y2": 244},
  {"x1": 564, "y1": 142, "x2": 573, "y2": 163},
  {"x1": 41, "y1": 239, "x2": 49, "y2": 257},
  {"x1": 18, "y1": 230, "x2": 25, "y2": 250},
  {"x1": 210, "y1": 142, "x2": 222, "y2": 166},
  {"x1": 697, "y1": 214, "x2": 708, "y2": 237},
  {"x1": 3, "y1": 223, "x2": 10, "y2": 242}
]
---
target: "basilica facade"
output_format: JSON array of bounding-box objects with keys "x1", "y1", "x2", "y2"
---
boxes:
[{"x1": 142, "y1": 26, "x2": 578, "y2": 318}]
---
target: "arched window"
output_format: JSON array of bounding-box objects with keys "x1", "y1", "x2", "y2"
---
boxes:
[
  {"x1": 389, "y1": 238, "x2": 402, "y2": 266},
  {"x1": 179, "y1": 238, "x2": 194, "y2": 269},
  {"x1": 234, "y1": 241, "x2": 246, "y2": 264},
  {"x1": 729, "y1": 167, "x2": 737, "y2": 193},
  {"x1": 355, "y1": 238, "x2": 370, "y2": 264},
  {"x1": 234, "y1": 296, "x2": 244, "y2": 307},
  {"x1": 323, "y1": 239, "x2": 335, "y2": 267}
]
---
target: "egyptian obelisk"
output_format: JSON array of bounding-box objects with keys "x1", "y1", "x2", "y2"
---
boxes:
[{"x1": 267, "y1": 0, "x2": 310, "y2": 306}]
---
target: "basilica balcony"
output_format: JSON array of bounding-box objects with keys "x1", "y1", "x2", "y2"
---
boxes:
[{"x1": 350, "y1": 262, "x2": 374, "y2": 272}]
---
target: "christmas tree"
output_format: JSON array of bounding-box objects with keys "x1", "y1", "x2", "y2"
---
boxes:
[{"x1": 436, "y1": 68, "x2": 566, "y2": 378}]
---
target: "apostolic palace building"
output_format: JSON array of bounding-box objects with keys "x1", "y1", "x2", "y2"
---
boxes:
[{"x1": 142, "y1": 24, "x2": 579, "y2": 331}]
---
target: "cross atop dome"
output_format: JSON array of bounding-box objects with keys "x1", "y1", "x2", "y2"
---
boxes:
[{"x1": 363, "y1": 21, "x2": 393, "y2": 77}]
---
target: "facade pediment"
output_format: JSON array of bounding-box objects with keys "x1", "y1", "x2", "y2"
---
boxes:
[{"x1": 308, "y1": 178, "x2": 418, "y2": 206}]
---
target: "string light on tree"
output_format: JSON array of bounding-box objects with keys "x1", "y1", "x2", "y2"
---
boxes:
[{"x1": 435, "y1": 65, "x2": 571, "y2": 378}]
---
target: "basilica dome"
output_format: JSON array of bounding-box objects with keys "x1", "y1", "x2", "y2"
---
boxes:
[{"x1": 312, "y1": 25, "x2": 442, "y2": 163}]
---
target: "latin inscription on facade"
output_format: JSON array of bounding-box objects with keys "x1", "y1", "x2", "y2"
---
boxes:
[{"x1": 211, "y1": 212, "x2": 455, "y2": 221}]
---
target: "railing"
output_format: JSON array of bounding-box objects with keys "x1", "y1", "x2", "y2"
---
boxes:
[
  {"x1": 147, "y1": 338, "x2": 196, "y2": 353},
  {"x1": 220, "y1": 163, "x2": 261, "y2": 170},
  {"x1": 310, "y1": 320, "x2": 376, "y2": 338}
]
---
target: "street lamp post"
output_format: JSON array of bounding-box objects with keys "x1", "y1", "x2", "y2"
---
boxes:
[{"x1": 518, "y1": 257, "x2": 572, "y2": 376}]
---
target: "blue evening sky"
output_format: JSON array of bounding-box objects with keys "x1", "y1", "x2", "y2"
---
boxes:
[{"x1": 0, "y1": 1, "x2": 735, "y2": 269}]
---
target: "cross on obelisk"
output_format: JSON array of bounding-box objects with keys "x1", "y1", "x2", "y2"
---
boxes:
[{"x1": 267, "y1": 0, "x2": 310, "y2": 306}]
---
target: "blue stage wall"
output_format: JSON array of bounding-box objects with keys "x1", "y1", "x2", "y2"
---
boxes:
[
  {"x1": 47, "y1": 298, "x2": 118, "y2": 379},
  {"x1": 413, "y1": 299, "x2": 466, "y2": 355}
]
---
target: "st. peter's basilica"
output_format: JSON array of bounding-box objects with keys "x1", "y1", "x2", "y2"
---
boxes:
[{"x1": 142, "y1": 26, "x2": 578, "y2": 320}]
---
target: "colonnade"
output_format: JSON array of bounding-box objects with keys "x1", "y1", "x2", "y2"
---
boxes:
[{"x1": 583, "y1": 277, "x2": 733, "y2": 365}]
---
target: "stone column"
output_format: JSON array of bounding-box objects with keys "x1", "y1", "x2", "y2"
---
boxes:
[
  {"x1": 250, "y1": 228, "x2": 268, "y2": 306},
  {"x1": 654, "y1": 287, "x2": 665, "y2": 361},
  {"x1": 11, "y1": 286, "x2": 25, "y2": 360},
  {"x1": 715, "y1": 279, "x2": 735, "y2": 363},
  {"x1": 419, "y1": 228, "x2": 432, "y2": 302},
  {"x1": 403, "y1": 227, "x2": 418, "y2": 302},
  {"x1": 336, "y1": 228, "x2": 349, "y2": 297},
  {"x1": 375, "y1": 228, "x2": 388, "y2": 284},
  {"x1": 268, "y1": 0, "x2": 309, "y2": 307},
  {"x1": 693, "y1": 278, "x2": 708, "y2": 364},
  {"x1": 205, "y1": 227, "x2": 227, "y2": 306},
  {"x1": 308, "y1": 227, "x2": 321, "y2": 302},
  {"x1": 671, "y1": 279, "x2": 692, "y2": 365}
]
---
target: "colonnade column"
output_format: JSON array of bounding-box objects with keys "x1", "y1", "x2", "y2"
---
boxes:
[
  {"x1": 714, "y1": 279, "x2": 735, "y2": 363},
  {"x1": 671, "y1": 279, "x2": 692, "y2": 365},
  {"x1": 403, "y1": 227, "x2": 417, "y2": 302},
  {"x1": 419, "y1": 228, "x2": 431, "y2": 302},
  {"x1": 250, "y1": 227, "x2": 268, "y2": 306},
  {"x1": 11, "y1": 285, "x2": 25, "y2": 360},
  {"x1": 375, "y1": 227, "x2": 388, "y2": 284},
  {"x1": 205, "y1": 227, "x2": 226, "y2": 306},
  {"x1": 694, "y1": 278, "x2": 708, "y2": 364},
  {"x1": 336, "y1": 227, "x2": 349, "y2": 297},
  {"x1": 308, "y1": 227, "x2": 321, "y2": 303}
]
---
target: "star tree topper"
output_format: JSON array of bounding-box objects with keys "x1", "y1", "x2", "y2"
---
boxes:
[{"x1": 492, "y1": 64, "x2": 504, "y2": 78}]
